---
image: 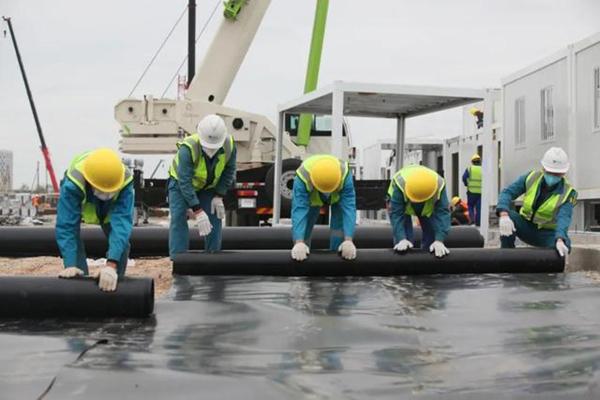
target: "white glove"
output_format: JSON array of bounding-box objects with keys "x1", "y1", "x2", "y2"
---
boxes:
[
  {"x1": 211, "y1": 196, "x2": 226, "y2": 220},
  {"x1": 58, "y1": 267, "x2": 84, "y2": 278},
  {"x1": 98, "y1": 266, "x2": 118, "y2": 292},
  {"x1": 393, "y1": 239, "x2": 414, "y2": 253},
  {"x1": 291, "y1": 242, "x2": 310, "y2": 261},
  {"x1": 338, "y1": 240, "x2": 357, "y2": 260},
  {"x1": 429, "y1": 241, "x2": 450, "y2": 258},
  {"x1": 197, "y1": 211, "x2": 213, "y2": 236},
  {"x1": 556, "y1": 238, "x2": 569, "y2": 257},
  {"x1": 499, "y1": 214, "x2": 516, "y2": 237}
]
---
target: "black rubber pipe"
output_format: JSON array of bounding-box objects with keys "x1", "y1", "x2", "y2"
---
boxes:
[
  {"x1": 172, "y1": 248, "x2": 564, "y2": 276},
  {"x1": 0, "y1": 226, "x2": 483, "y2": 257},
  {"x1": 0, "y1": 277, "x2": 154, "y2": 318}
]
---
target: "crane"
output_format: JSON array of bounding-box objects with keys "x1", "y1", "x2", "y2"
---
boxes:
[
  {"x1": 2, "y1": 16, "x2": 60, "y2": 193},
  {"x1": 114, "y1": 0, "x2": 350, "y2": 224}
]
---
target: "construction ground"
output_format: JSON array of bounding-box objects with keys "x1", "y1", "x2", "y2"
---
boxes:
[{"x1": 2, "y1": 241, "x2": 600, "y2": 298}]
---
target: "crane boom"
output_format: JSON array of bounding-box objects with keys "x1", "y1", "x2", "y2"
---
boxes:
[
  {"x1": 114, "y1": 0, "x2": 304, "y2": 164},
  {"x1": 185, "y1": 0, "x2": 271, "y2": 104},
  {"x1": 3, "y1": 16, "x2": 60, "y2": 193}
]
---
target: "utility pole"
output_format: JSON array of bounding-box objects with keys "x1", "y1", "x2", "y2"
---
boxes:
[{"x1": 187, "y1": 0, "x2": 196, "y2": 87}]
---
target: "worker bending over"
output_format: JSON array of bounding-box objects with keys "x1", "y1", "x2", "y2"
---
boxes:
[
  {"x1": 497, "y1": 147, "x2": 576, "y2": 257},
  {"x1": 168, "y1": 114, "x2": 236, "y2": 259},
  {"x1": 462, "y1": 153, "x2": 482, "y2": 226},
  {"x1": 56, "y1": 148, "x2": 134, "y2": 292},
  {"x1": 291, "y1": 154, "x2": 357, "y2": 261},
  {"x1": 451, "y1": 196, "x2": 471, "y2": 225},
  {"x1": 388, "y1": 165, "x2": 451, "y2": 258}
]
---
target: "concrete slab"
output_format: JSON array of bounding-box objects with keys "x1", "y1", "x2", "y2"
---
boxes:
[{"x1": 567, "y1": 245, "x2": 600, "y2": 272}]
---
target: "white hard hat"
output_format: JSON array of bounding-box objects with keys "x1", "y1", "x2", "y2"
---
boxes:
[
  {"x1": 197, "y1": 114, "x2": 227, "y2": 149},
  {"x1": 541, "y1": 147, "x2": 569, "y2": 173}
]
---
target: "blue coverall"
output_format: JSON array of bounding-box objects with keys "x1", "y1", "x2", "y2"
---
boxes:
[
  {"x1": 291, "y1": 173, "x2": 356, "y2": 251},
  {"x1": 462, "y1": 168, "x2": 481, "y2": 226},
  {"x1": 388, "y1": 185, "x2": 451, "y2": 249},
  {"x1": 496, "y1": 173, "x2": 576, "y2": 250},
  {"x1": 168, "y1": 145, "x2": 236, "y2": 259},
  {"x1": 56, "y1": 179, "x2": 134, "y2": 276}
]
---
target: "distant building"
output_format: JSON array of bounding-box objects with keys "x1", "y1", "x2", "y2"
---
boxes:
[
  {"x1": 360, "y1": 139, "x2": 444, "y2": 221},
  {"x1": 361, "y1": 138, "x2": 444, "y2": 181},
  {"x1": 502, "y1": 32, "x2": 600, "y2": 231},
  {"x1": 443, "y1": 95, "x2": 503, "y2": 206},
  {"x1": 0, "y1": 150, "x2": 13, "y2": 193}
]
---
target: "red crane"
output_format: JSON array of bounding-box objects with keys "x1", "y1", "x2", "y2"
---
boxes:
[{"x1": 3, "y1": 16, "x2": 60, "y2": 193}]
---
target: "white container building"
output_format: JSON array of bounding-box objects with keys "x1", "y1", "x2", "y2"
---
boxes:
[{"x1": 501, "y1": 32, "x2": 600, "y2": 231}]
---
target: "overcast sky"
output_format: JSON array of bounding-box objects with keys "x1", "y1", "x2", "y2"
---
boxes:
[{"x1": 1, "y1": 0, "x2": 599, "y2": 187}]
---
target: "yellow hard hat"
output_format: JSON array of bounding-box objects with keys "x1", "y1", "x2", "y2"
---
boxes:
[
  {"x1": 310, "y1": 157, "x2": 342, "y2": 193},
  {"x1": 82, "y1": 148, "x2": 125, "y2": 192},
  {"x1": 469, "y1": 107, "x2": 480, "y2": 116},
  {"x1": 471, "y1": 153, "x2": 481, "y2": 162},
  {"x1": 451, "y1": 196, "x2": 461, "y2": 206},
  {"x1": 404, "y1": 167, "x2": 438, "y2": 203}
]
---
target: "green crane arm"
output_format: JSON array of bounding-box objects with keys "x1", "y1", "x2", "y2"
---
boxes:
[{"x1": 296, "y1": 0, "x2": 329, "y2": 147}]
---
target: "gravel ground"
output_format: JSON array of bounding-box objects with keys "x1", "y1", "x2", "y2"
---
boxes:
[
  {"x1": 583, "y1": 270, "x2": 600, "y2": 282},
  {"x1": 0, "y1": 257, "x2": 173, "y2": 297}
]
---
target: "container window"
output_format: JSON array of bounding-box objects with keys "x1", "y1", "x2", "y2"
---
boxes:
[
  {"x1": 594, "y1": 67, "x2": 600, "y2": 130},
  {"x1": 541, "y1": 86, "x2": 554, "y2": 141},
  {"x1": 515, "y1": 97, "x2": 526, "y2": 146}
]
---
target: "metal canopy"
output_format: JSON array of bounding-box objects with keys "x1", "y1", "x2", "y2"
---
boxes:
[
  {"x1": 278, "y1": 81, "x2": 486, "y2": 118},
  {"x1": 274, "y1": 81, "x2": 495, "y2": 243}
]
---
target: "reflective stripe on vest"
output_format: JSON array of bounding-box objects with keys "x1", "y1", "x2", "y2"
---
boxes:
[
  {"x1": 296, "y1": 155, "x2": 349, "y2": 207},
  {"x1": 387, "y1": 165, "x2": 445, "y2": 218},
  {"x1": 467, "y1": 165, "x2": 482, "y2": 194},
  {"x1": 519, "y1": 170, "x2": 574, "y2": 229},
  {"x1": 65, "y1": 152, "x2": 133, "y2": 225},
  {"x1": 169, "y1": 134, "x2": 234, "y2": 190}
]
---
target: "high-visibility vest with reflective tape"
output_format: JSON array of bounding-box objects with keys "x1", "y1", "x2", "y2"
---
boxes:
[
  {"x1": 296, "y1": 155, "x2": 349, "y2": 207},
  {"x1": 169, "y1": 134, "x2": 234, "y2": 190},
  {"x1": 387, "y1": 165, "x2": 445, "y2": 217},
  {"x1": 66, "y1": 152, "x2": 133, "y2": 225},
  {"x1": 519, "y1": 170, "x2": 575, "y2": 229},
  {"x1": 467, "y1": 165, "x2": 482, "y2": 194}
]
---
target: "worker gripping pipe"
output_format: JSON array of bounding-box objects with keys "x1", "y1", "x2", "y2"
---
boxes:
[
  {"x1": 497, "y1": 147, "x2": 576, "y2": 257},
  {"x1": 290, "y1": 156, "x2": 455, "y2": 262}
]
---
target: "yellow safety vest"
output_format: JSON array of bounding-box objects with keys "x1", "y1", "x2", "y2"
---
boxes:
[
  {"x1": 467, "y1": 165, "x2": 482, "y2": 194},
  {"x1": 66, "y1": 152, "x2": 133, "y2": 224},
  {"x1": 519, "y1": 170, "x2": 575, "y2": 229},
  {"x1": 296, "y1": 155, "x2": 349, "y2": 207},
  {"x1": 387, "y1": 165, "x2": 445, "y2": 217},
  {"x1": 169, "y1": 134, "x2": 234, "y2": 190}
]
